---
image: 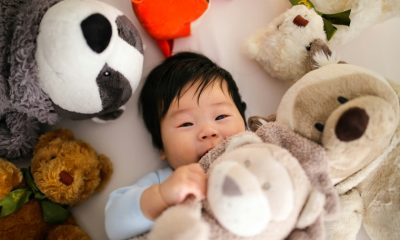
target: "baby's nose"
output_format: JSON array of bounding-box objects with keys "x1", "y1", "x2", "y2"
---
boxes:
[{"x1": 199, "y1": 125, "x2": 219, "y2": 140}]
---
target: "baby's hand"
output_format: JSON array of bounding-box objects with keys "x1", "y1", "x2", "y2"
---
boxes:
[{"x1": 159, "y1": 163, "x2": 207, "y2": 205}]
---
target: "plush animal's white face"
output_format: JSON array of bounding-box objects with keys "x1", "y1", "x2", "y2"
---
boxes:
[
  {"x1": 277, "y1": 64, "x2": 400, "y2": 184},
  {"x1": 36, "y1": 0, "x2": 144, "y2": 120},
  {"x1": 207, "y1": 134, "x2": 297, "y2": 237},
  {"x1": 246, "y1": 4, "x2": 326, "y2": 82}
]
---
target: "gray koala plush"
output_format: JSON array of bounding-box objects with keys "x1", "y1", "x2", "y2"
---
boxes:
[{"x1": 0, "y1": 0, "x2": 144, "y2": 161}]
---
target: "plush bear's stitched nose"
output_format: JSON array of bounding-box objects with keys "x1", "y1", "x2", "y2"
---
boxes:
[
  {"x1": 335, "y1": 107, "x2": 369, "y2": 142},
  {"x1": 222, "y1": 176, "x2": 242, "y2": 196},
  {"x1": 59, "y1": 171, "x2": 74, "y2": 186},
  {"x1": 293, "y1": 15, "x2": 309, "y2": 27}
]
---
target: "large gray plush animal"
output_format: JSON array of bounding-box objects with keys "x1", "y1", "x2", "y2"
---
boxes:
[{"x1": 0, "y1": 0, "x2": 144, "y2": 161}]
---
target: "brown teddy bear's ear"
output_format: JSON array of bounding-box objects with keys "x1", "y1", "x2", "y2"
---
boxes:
[
  {"x1": 96, "y1": 154, "x2": 113, "y2": 191},
  {"x1": 0, "y1": 159, "x2": 23, "y2": 199},
  {"x1": 34, "y1": 129, "x2": 75, "y2": 152}
]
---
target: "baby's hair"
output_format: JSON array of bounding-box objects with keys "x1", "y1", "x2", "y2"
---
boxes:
[{"x1": 139, "y1": 51, "x2": 246, "y2": 150}]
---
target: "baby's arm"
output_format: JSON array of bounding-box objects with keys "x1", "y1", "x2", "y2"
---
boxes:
[
  {"x1": 141, "y1": 163, "x2": 207, "y2": 220},
  {"x1": 105, "y1": 167, "x2": 172, "y2": 240}
]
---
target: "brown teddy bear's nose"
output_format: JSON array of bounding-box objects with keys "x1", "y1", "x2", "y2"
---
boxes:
[
  {"x1": 59, "y1": 171, "x2": 74, "y2": 186},
  {"x1": 335, "y1": 107, "x2": 369, "y2": 142}
]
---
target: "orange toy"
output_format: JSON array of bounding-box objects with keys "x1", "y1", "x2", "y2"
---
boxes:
[{"x1": 132, "y1": 0, "x2": 208, "y2": 57}]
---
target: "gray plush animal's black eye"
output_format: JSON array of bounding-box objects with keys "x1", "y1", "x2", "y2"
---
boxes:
[
  {"x1": 337, "y1": 96, "x2": 348, "y2": 104},
  {"x1": 314, "y1": 122, "x2": 324, "y2": 132},
  {"x1": 103, "y1": 71, "x2": 110, "y2": 77}
]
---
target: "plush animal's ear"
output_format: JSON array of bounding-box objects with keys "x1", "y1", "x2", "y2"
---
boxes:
[
  {"x1": 96, "y1": 154, "x2": 113, "y2": 191},
  {"x1": 34, "y1": 129, "x2": 75, "y2": 153},
  {"x1": 0, "y1": 159, "x2": 23, "y2": 199},
  {"x1": 247, "y1": 115, "x2": 275, "y2": 132},
  {"x1": 225, "y1": 132, "x2": 262, "y2": 153},
  {"x1": 307, "y1": 39, "x2": 341, "y2": 70}
]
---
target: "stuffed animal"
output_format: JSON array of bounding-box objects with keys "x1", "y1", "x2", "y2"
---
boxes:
[
  {"x1": 0, "y1": 0, "x2": 144, "y2": 161},
  {"x1": 246, "y1": 4, "x2": 340, "y2": 82},
  {"x1": 0, "y1": 128, "x2": 113, "y2": 240},
  {"x1": 309, "y1": 0, "x2": 400, "y2": 46},
  {"x1": 134, "y1": 124, "x2": 339, "y2": 240},
  {"x1": 250, "y1": 63, "x2": 400, "y2": 240},
  {"x1": 131, "y1": 0, "x2": 208, "y2": 57}
]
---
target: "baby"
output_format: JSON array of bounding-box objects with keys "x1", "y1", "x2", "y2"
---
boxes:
[{"x1": 105, "y1": 52, "x2": 247, "y2": 239}]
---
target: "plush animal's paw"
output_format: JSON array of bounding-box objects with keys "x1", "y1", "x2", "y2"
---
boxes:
[{"x1": 148, "y1": 202, "x2": 209, "y2": 240}]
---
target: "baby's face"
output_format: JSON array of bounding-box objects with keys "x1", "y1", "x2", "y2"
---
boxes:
[{"x1": 160, "y1": 80, "x2": 245, "y2": 169}]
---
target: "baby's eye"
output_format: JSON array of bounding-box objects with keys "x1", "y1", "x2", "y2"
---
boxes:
[
  {"x1": 215, "y1": 114, "x2": 229, "y2": 121},
  {"x1": 178, "y1": 122, "x2": 193, "y2": 128}
]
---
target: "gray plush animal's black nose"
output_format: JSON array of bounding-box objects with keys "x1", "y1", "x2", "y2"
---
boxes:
[
  {"x1": 97, "y1": 64, "x2": 132, "y2": 111},
  {"x1": 335, "y1": 107, "x2": 369, "y2": 142},
  {"x1": 81, "y1": 13, "x2": 112, "y2": 53}
]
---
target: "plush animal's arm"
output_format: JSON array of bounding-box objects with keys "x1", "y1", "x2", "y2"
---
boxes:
[{"x1": 146, "y1": 201, "x2": 209, "y2": 240}]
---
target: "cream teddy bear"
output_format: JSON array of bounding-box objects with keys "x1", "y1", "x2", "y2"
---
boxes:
[
  {"x1": 134, "y1": 124, "x2": 339, "y2": 240},
  {"x1": 246, "y1": 4, "x2": 339, "y2": 82},
  {"x1": 251, "y1": 63, "x2": 400, "y2": 240}
]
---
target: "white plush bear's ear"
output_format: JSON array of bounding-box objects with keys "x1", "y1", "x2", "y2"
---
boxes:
[{"x1": 225, "y1": 132, "x2": 262, "y2": 152}]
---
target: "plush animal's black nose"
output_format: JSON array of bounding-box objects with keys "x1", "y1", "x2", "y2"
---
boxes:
[
  {"x1": 81, "y1": 13, "x2": 112, "y2": 53},
  {"x1": 97, "y1": 64, "x2": 132, "y2": 111},
  {"x1": 335, "y1": 107, "x2": 369, "y2": 142}
]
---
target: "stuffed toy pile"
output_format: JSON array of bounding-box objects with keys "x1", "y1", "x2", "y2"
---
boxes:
[
  {"x1": 0, "y1": 128, "x2": 113, "y2": 240},
  {"x1": 131, "y1": 0, "x2": 209, "y2": 57},
  {"x1": 0, "y1": 0, "x2": 144, "y2": 161},
  {"x1": 250, "y1": 62, "x2": 400, "y2": 240},
  {"x1": 133, "y1": 123, "x2": 339, "y2": 240}
]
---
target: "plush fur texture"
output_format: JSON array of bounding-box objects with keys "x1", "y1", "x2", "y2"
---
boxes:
[
  {"x1": 0, "y1": 158, "x2": 22, "y2": 199},
  {"x1": 246, "y1": 5, "x2": 332, "y2": 82},
  {"x1": 268, "y1": 63, "x2": 400, "y2": 240},
  {"x1": 134, "y1": 123, "x2": 339, "y2": 240},
  {"x1": 311, "y1": 0, "x2": 400, "y2": 47},
  {"x1": 0, "y1": 0, "x2": 144, "y2": 162},
  {"x1": 0, "y1": 129, "x2": 113, "y2": 239}
]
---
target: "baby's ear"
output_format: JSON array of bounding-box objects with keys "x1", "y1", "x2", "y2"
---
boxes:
[{"x1": 160, "y1": 151, "x2": 167, "y2": 161}]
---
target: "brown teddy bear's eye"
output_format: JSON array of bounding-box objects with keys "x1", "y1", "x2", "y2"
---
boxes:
[
  {"x1": 314, "y1": 122, "x2": 324, "y2": 132},
  {"x1": 50, "y1": 155, "x2": 57, "y2": 160},
  {"x1": 337, "y1": 96, "x2": 348, "y2": 104}
]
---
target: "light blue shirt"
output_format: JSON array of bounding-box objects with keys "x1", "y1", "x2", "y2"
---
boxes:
[{"x1": 105, "y1": 167, "x2": 173, "y2": 240}]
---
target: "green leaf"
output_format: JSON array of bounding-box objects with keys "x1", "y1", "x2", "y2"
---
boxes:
[
  {"x1": 323, "y1": 19, "x2": 338, "y2": 40},
  {"x1": 22, "y1": 168, "x2": 40, "y2": 193},
  {"x1": 40, "y1": 200, "x2": 70, "y2": 224},
  {"x1": 0, "y1": 189, "x2": 32, "y2": 217},
  {"x1": 289, "y1": 0, "x2": 315, "y2": 8},
  {"x1": 321, "y1": 9, "x2": 351, "y2": 26}
]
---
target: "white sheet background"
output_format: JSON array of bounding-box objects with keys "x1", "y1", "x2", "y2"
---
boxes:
[{"x1": 55, "y1": 0, "x2": 400, "y2": 239}]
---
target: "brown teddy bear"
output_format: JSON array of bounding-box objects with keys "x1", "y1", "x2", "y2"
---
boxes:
[
  {"x1": 134, "y1": 124, "x2": 338, "y2": 240},
  {"x1": 0, "y1": 129, "x2": 113, "y2": 240}
]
